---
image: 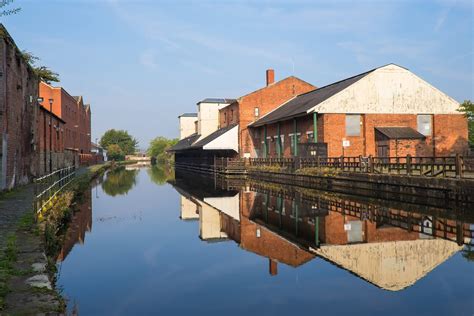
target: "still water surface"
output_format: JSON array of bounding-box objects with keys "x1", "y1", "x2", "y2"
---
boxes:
[{"x1": 57, "y1": 166, "x2": 474, "y2": 315}]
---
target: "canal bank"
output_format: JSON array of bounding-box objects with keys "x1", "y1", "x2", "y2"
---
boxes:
[
  {"x1": 0, "y1": 163, "x2": 113, "y2": 314},
  {"x1": 174, "y1": 161, "x2": 474, "y2": 205}
]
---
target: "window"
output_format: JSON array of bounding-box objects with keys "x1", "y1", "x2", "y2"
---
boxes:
[
  {"x1": 224, "y1": 112, "x2": 227, "y2": 123},
  {"x1": 254, "y1": 107, "x2": 259, "y2": 117},
  {"x1": 417, "y1": 114, "x2": 432, "y2": 136},
  {"x1": 231, "y1": 110, "x2": 234, "y2": 122},
  {"x1": 289, "y1": 133, "x2": 301, "y2": 154},
  {"x1": 346, "y1": 114, "x2": 361, "y2": 136}
]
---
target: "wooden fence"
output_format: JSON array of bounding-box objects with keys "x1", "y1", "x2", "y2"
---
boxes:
[{"x1": 246, "y1": 154, "x2": 471, "y2": 178}]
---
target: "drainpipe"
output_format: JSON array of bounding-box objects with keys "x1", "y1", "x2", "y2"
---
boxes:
[
  {"x1": 293, "y1": 118, "x2": 298, "y2": 156},
  {"x1": 432, "y1": 115, "x2": 436, "y2": 157},
  {"x1": 263, "y1": 125, "x2": 267, "y2": 158},
  {"x1": 313, "y1": 112, "x2": 318, "y2": 143},
  {"x1": 277, "y1": 122, "x2": 281, "y2": 158}
]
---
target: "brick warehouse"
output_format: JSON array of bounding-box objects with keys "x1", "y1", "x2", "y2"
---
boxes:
[
  {"x1": 37, "y1": 104, "x2": 66, "y2": 174},
  {"x1": 0, "y1": 25, "x2": 39, "y2": 189},
  {"x1": 170, "y1": 69, "x2": 315, "y2": 164},
  {"x1": 39, "y1": 82, "x2": 91, "y2": 154},
  {"x1": 219, "y1": 69, "x2": 315, "y2": 157},
  {"x1": 249, "y1": 64, "x2": 469, "y2": 158}
]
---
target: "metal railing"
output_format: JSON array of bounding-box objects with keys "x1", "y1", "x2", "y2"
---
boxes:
[{"x1": 33, "y1": 166, "x2": 76, "y2": 214}]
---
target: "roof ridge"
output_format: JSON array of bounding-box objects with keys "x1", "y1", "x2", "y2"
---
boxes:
[
  {"x1": 296, "y1": 67, "x2": 378, "y2": 98},
  {"x1": 238, "y1": 76, "x2": 315, "y2": 100}
]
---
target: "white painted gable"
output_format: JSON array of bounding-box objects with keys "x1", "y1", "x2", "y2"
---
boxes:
[
  {"x1": 204, "y1": 193, "x2": 240, "y2": 221},
  {"x1": 203, "y1": 124, "x2": 239, "y2": 152},
  {"x1": 309, "y1": 64, "x2": 460, "y2": 114}
]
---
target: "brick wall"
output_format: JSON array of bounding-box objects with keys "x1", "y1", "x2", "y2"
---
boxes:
[
  {"x1": 219, "y1": 75, "x2": 315, "y2": 157},
  {"x1": 39, "y1": 83, "x2": 92, "y2": 155},
  {"x1": 250, "y1": 112, "x2": 469, "y2": 158},
  {"x1": 0, "y1": 29, "x2": 39, "y2": 189}
]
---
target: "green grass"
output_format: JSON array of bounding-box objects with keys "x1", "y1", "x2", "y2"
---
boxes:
[{"x1": 0, "y1": 234, "x2": 17, "y2": 310}]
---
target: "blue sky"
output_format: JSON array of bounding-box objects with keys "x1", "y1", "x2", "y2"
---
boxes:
[{"x1": 2, "y1": 0, "x2": 473, "y2": 148}]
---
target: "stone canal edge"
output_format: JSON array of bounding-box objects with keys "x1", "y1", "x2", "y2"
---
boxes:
[{"x1": 0, "y1": 163, "x2": 115, "y2": 315}]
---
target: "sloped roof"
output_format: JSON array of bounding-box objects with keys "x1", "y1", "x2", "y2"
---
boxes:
[
  {"x1": 192, "y1": 124, "x2": 238, "y2": 149},
  {"x1": 250, "y1": 68, "x2": 377, "y2": 127},
  {"x1": 39, "y1": 105, "x2": 66, "y2": 123},
  {"x1": 197, "y1": 98, "x2": 236, "y2": 104},
  {"x1": 375, "y1": 127, "x2": 425, "y2": 139},
  {"x1": 167, "y1": 133, "x2": 200, "y2": 152},
  {"x1": 179, "y1": 113, "x2": 197, "y2": 118}
]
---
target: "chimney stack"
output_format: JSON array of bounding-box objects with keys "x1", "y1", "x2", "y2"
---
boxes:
[
  {"x1": 269, "y1": 259, "x2": 278, "y2": 276},
  {"x1": 266, "y1": 69, "x2": 275, "y2": 86}
]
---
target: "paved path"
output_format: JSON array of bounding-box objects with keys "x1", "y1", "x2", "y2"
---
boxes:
[
  {"x1": 0, "y1": 184, "x2": 62, "y2": 314},
  {"x1": 0, "y1": 184, "x2": 35, "y2": 252}
]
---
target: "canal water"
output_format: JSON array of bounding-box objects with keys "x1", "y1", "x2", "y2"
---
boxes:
[{"x1": 57, "y1": 166, "x2": 474, "y2": 315}]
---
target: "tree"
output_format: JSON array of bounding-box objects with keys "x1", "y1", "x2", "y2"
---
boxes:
[
  {"x1": 458, "y1": 100, "x2": 474, "y2": 145},
  {"x1": 106, "y1": 144, "x2": 125, "y2": 161},
  {"x1": 21, "y1": 51, "x2": 60, "y2": 84},
  {"x1": 147, "y1": 164, "x2": 175, "y2": 185},
  {"x1": 101, "y1": 167, "x2": 138, "y2": 196},
  {"x1": 0, "y1": 0, "x2": 20, "y2": 16},
  {"x1": 147, "y1": 136, "x2": 178, "y2": 163},
  {"x1": 100, "y1": 129, "x2": 138, "y2": 156}
]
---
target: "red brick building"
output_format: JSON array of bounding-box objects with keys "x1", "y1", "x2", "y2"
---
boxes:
[
  {"x1": 250, "y1": 64, "x2": 469, "y2": 158},
  {"x1": 0, "y1": 25, "x2": 39, "y2": 189},
  {"x1": 170, "y1": 70, "x2": 315, "y2": 164},
  {"x1": 219, "y1": 69, "x2": 315, "y2": 157},
  {"x1": 37, "y1": 105, "x2": 66, "y2": 174},
  {"x1": 39, "y1": 82, "x2": 91, "y2": 154}
]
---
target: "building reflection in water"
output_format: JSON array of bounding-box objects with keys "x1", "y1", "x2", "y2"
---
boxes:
[
  {"x1": 57, "y1": 184, "x2": 94, "y2": 262},
  {"x1": 169, "y1": 171, "x2": 474, "y2": 291}
]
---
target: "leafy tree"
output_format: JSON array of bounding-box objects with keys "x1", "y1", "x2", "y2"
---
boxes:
[
  {"x1": 21, "y1": 51, "x2": 60, "y2": 84},
  {"x1": 147, "y1": 136, "x2": 178, "y2": 163},
  {"x1": 101, "y1": 167, "x2": 138, "y2": 196},
  {"x1": 106, "y1": 144, "x2": 125, "y2": 161},
  {"x1": 0, "y1": 0, "x2": 20, "y2": 16},
  {"x1": 100, "y1": 129, "x2": 138, "y2": 156},
  {"x1": 458, "y1": 100, "x2": 473, "y2": 145}
]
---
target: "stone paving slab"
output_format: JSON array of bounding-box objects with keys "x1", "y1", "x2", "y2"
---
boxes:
[{"x1": 0, "y1": 185, "x2": 63, "y2": 315}]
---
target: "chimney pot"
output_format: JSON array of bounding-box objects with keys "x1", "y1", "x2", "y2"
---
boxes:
[{"x1": 266, "y1": 69, "x2": 275, "y2": 86}]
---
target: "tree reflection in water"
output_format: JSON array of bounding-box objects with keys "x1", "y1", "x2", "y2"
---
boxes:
[
  {"x1": 101, "y1": 167, "x2": 139, "y2": 196},
  {"x1": 147, "y1": 164, "x2": 175, "y2": 185}
]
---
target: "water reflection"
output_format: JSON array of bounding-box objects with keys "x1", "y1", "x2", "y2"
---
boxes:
[
  {"x1": 57, "y1": 185, "x2": 93, "y2": 262},
  {"x1": 169, "y1": 171, "x2": 474, "y2": 291},
  {"x1": 101, "y1": 167, "x2": 139, "y2": 196},
  {"x1": 147, "y1": 164, "x2": 175, "y2": 185}
]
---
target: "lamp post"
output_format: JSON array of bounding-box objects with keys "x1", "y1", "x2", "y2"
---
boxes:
[{"x1": 48, "y1": 98, "x2": 54, "y2": 173}]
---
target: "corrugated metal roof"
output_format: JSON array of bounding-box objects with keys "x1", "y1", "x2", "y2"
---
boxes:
[
  {"x1": 375, "y1": 127, "x2": 426, "y2": 139},
  {"x1": 197, "y1": 98, "x2": 236, "y2": 104},
  {"x1": 250, "y1": 68, "x2": 376, "y2": 127},
  {"x1": 167, "y1": 133, "x2": 200, "y2": 152},
  {"x1": 192, "y1": 124, "x2": 238, "y2": 149}
]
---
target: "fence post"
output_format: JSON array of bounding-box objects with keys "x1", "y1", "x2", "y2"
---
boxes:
[
  {"x1": 368, "y1": 156, "x2": 374, "y2": 173},
  {"x1": 406, "y1": 154, "x2": 412, "y2": 176},
  {"x1": 455, "y1": 154, "x2": 463, "y2": 178}
]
